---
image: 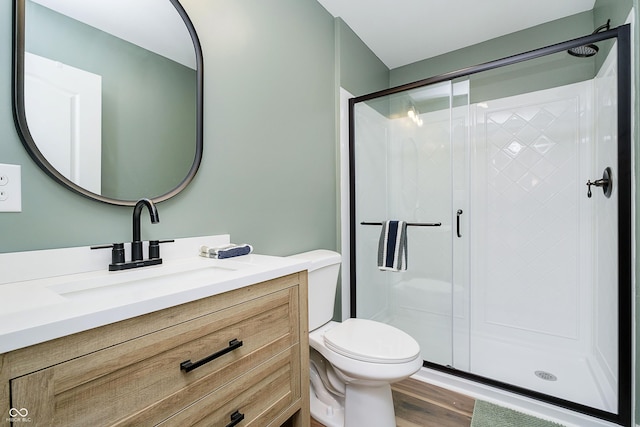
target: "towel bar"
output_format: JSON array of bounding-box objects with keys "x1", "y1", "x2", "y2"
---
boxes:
[{"x1": 360, "y1": 221, "x2": 441, "y2": 227}]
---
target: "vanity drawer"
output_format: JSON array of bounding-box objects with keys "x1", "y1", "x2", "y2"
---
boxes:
[
  {"x1": 10, "y1": 286, "x2": 300, "y2": 427},
  {"x1": 158, "y1": 344, "x2": 301, "y2": 427}
]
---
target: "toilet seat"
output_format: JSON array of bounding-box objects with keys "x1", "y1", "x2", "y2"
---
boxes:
[{"x1": 323, "y1": 318, "x2": 420, "y2": 364}]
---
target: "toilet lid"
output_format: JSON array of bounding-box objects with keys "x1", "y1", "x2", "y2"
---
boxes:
[{"x1": 323, "y1": 318, "x2": 420, "y2": 364}]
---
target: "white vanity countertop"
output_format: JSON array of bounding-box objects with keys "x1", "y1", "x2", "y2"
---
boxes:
[{"x1": 0, "y1": 235, "x2": 310, "y2": 354}]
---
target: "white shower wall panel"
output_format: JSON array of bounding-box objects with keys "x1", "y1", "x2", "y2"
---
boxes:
[
  {"x1": 466, "y1": 80, "x2": 619, "y2": 411},
  {"x1": 470, "y1": 82, "x2": 593, "y2": 354}
]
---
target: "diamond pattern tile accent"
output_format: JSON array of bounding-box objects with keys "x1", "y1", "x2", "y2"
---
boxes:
[
  {"x1": 488, "y1": 98, "x2": 575, "y2": 195},
  {"x1": 529, "y1": 109, "x2": 556, "y2": 129},
  {"x1": 488, "y1": 126, "x2": 515, "y2": 149},
  {"x1": 516, "y1": 123, "x2": 541, "y2": 145},
  {"x1": 505, "y1": 140, "x2": 524, "y2": 157},
  {"x1": 482, "y1": 96, "x2": 581, "y2": 338},
  {"x1": 502, "y1": 114, "x2": 527, "y2": 133},
  {"x1": 516, "y1": 147, "x2": 542, "y2": 168},
  {"x1": 533, "y1": 136, "x2": 556, "y2": 154}
]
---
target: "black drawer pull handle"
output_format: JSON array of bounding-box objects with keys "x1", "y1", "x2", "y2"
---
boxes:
[
  {"x1": 180, "y1": 339, "x2": 243, "y2": 373},
  {"x1": 226, "y1": 410, "x2": 245, "y2": 427}
]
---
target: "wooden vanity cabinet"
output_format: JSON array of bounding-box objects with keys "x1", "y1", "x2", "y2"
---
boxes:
[{"x1": 0, "y1": 272, "x2": 309, "y2": 427}]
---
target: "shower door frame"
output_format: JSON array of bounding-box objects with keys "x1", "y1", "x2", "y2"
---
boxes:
[{"x1": 348, "y1": 25, "x2": 632, "y2": 426}]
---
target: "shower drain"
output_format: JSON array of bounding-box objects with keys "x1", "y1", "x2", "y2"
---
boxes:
[{"x1": 534, "y1": 370, "x2": 557, "y2": 381}]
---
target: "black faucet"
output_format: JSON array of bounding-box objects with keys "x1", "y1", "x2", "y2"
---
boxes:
[
  {"x1": 131, "y1": 198, "x2": 159, "y2": 261},
  {"x1": 90, "y1": 198, "x2": 173, "y2": 271}
]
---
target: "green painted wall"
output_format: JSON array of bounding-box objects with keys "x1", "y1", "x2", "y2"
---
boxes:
[
  {"x1": 0, "y1": 0, "x2": 339, "y2": 256},
  {"x1": 390, "y1": 11, "x2": 596, "y2": 90},
  {"x1": 389, "y1": 3, "x2": 632, "y2": 104},
  {"x1": 336, "y1": 17, "x2": 389, "y2": 97},
  {"x1": 331, "y1": 17, "x2": 389, "y2": 320}
]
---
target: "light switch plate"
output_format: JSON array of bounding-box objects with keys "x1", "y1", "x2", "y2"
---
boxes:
[{"x1": 0, "y1": 164, "x2": 22, "y2": 212}]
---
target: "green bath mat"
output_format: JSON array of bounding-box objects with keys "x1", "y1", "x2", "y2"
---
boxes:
[{"x1": 471, "y1": 400, "x2": 565, "y2": 427}]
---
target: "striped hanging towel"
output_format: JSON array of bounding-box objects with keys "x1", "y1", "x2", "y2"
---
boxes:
[{"x1": 377, "y1": 220, "x2": 408, "y2": 271}]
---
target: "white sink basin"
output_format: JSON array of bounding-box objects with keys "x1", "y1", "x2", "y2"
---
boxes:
[{"x1": 47, "y1": 264, "x2": 239, "y2": 301}]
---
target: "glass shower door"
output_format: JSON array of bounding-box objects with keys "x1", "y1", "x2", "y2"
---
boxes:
[
  {"x1": 353, "y1": 81, "x2": 457, "y2": 367},
  {"x1": 351, "y1": 53, "x2": 620, "y2": 413},
  {"x1": 350, "y1": 27, "x2": 631, "y2": 424}
]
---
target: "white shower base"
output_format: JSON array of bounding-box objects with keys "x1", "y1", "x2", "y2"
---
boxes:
[
  {"x1": 412, "y1": 366, "x2": 621, "y2": 427},
  {"x1": 470, "y1": 335, "x2": 615, "y2": 412},
  {"x1": 383, "y1": 313, "x2": 615, "y2": 416}
]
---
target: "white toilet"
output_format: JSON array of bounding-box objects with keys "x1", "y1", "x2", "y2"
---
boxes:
[{"x1": 290, "y1": 250, "x2": 422, "y2": 427}]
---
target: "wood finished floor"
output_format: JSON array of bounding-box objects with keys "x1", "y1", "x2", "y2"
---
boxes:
[{"x1": 310, "y1": 378, "x2": 475, "y2": 427}]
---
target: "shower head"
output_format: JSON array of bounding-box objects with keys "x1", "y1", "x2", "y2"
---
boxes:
[
  {"x1": 568, "y1": 44, "x2": 599, "y2": 58},
  {"x1": 567, "y1": 19, "x2": 610, "y2": 58}
]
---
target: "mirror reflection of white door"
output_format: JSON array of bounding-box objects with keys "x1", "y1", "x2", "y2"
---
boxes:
[{"x1": 24, "y1": 52, "x2": 102, "y2": 194}]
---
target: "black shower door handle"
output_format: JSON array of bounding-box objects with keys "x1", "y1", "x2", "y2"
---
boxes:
[{"x1": 456, "y1": 209, "x2": 463, "y2": 238}]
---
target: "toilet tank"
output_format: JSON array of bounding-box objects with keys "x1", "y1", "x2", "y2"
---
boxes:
[{"x1": 289, "y1": 250, "x2": 341, "y2": 331}]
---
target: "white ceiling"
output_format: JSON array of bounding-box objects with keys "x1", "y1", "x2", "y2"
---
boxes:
[{"x1": 317, "y1": 0, "x2": 596, "y2": 69}]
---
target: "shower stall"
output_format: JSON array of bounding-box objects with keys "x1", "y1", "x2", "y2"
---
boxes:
[{"x1": 348, "y1": 26, "x2": 631, "y2": 425}]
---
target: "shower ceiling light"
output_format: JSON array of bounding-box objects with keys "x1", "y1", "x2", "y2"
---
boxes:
[{"x1": 407, "y1": 105, "x2": 423, "y2": 126}]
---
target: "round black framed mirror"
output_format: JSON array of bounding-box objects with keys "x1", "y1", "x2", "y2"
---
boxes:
[{"x1": 12, "y1": 0, "x2": 203, "y2": 206}]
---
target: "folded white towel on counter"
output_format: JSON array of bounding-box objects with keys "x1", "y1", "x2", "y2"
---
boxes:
[
  {"x1": 200, "y1": 243, "x2": 253, "y2": 259},
  {"x1": 377, "y1": 220, "x2": 407, "y2": 272}
]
